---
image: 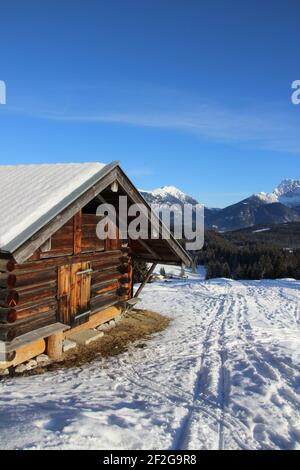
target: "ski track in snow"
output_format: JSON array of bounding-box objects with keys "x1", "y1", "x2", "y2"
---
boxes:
[{"x1": 0, "y1": 270, "x2": 299, "y2": 450}]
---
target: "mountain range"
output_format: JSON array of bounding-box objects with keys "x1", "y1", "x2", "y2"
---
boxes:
[{"x1": 140, "y1": 179, "x2": 300, "y2": 232}]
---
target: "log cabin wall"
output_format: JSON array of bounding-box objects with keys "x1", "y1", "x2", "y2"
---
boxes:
[{"x1": 0, "y1": 209, "x2": 131, "y2": 342}]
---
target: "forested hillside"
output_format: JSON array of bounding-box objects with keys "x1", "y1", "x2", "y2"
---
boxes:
[{"x1": 197, "y1": 228, "x2": 300, "y2": 280}]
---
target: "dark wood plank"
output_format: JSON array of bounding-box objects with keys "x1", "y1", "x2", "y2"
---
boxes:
[
  {"x1": 73, "y1": 210, "x2": 82, "y2": 255},
  {"x1": 57, "y1": 265, "x2": 70, "y2": 324}
]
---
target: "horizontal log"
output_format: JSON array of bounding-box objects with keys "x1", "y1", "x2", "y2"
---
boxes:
[
  {"x1": 0, "y1": 259, "x2": 15, "y2": 273},
  {"x1": 82, "y1": 214, "x2": 102, "y2": 224},
  {"x1": 17, "y1": 285, "x2": 56, "y2": 307},
  {"x1": 14, "y1": 299, "x2": 57, "y2": 321},
  {"x1": 117, "y1": 264, "x2": 129, "y2": 274},
  {"x1": 117, "y1": 287, "x2": 130, "y2": 297},
  {"x1": 65, "y1": 306, "x2": 121, "y2": 337},
  {"x1": 0, "y1": 274, "x2": 17, "y2": 289},
  {"x1": 17, "y1": 273, "x2": 56, "y2": 291},
  {"x1": 93, "y1": 281, "x2": 119, "y2": 295},
  {"x1": 90, "y1": 292, "x2": 120, "y2": 311},
  {"x1": 92, "y1": 254, "x2": 126, "y2": 270},
  {"x1": 51, "y1": 230, "x2": 74, "y2": 242},
  {"x1": 81, "y1": 240, "x2": 104, "y2": 251},
  {"x1": 81, "y1": 243, "x2": 104, "y2": 253},
  {"x1": 92, "y1": 261, "x2": 121, "y2": 275},
  {"x1": 119, "y1": 276, "x2": 130, "y2": 285},
  {"x1": 81, "y1": 243, "x2": 104, "y2": 252},
  {"x1": 51, "y1": 238, "x2": 73, "y2": 249},
  {"x1": 16, "y1": 279, "x2": 56, "y2": 295},
  {"x1": 81, "y1": 248, "x2": 104, "y2": 255},
  {"x1": 82, "y1": 228, "x2": 103, "y2": 238},
  {"x1": 0, "y1": 308, "x2": 17, "y2": 324},
  {"x1": 16, "y1": 250, "x2": 123, "y2": 273},
  {"x1": 40, "y1": 250, "x2": 73, "y2": 259},
  {"x1": 81, "y1": 225, "x2": 102, "y2": 235},
  {"x1": 50, "y1": 240, "x2": 73, "y2": 252},
  {"x1": 0, "y1": 339, "x2": 45, "y2": 369},
  {"x1": 14, "y1": 263, "x2": 56, "y2": 275},
  {"x1": 33, "y1": 221, "x2": 73, "y2": 252},
  {"x1": 92, "y1": 280, "x2": 119, "y2": 294},
  {"x1": 81, "y1": 229, "x2": 101, "y2": 240},
  {"x1": 91, "y1": 270, "x2": 121, "y2": 287},
  {"x1": 0, "y1": 289, "x2": 19, "y2": 308},
  {"x1": 0, "y1": 310, "x2": 57, "y2": 341},
  {"x1": 12, "y1": 297, "x2": 56, "y2": 313},
  {"x1": 0, "y1": 270, "x2": 56, "y2": 290},
  {"x1": 0, "y1": 302, "x2": 56, "y2": 324}
]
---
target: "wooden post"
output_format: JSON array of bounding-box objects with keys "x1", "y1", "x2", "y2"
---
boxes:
[
  {"x1": 180, "y1": 263, "x2": 185, "y2": 278},
  {"x1": 47, "y1": 331, "x2": 63, "y2": 360},
  {"x1": 192, "y1": 260, "x2": 197, "y2": 274},
  {"x1": 192, "y1": 253, "x2": 198, "y2": 274},
  {"x1": 134, "y1": 263, "x2": 157, "y2": 298},
  {"x1": 128, "y1": 256, "x2": 133, "y2": 298},
  {"x1": 73, "y1": 210, "x2": 82, "y2": 255}
]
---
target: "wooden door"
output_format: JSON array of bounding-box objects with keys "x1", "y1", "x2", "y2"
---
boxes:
[{"x1": 58, "y1": 261, "x2": 92, "y2": 324}]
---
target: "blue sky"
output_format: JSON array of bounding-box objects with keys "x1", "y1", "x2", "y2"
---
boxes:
[{"x1": 0, "y1": 0, "x2": 299, "y2": 207}]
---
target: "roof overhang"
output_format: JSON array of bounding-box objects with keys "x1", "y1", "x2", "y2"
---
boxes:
[
  {"x1": 111, "y1": 166, "x2": 192, "y2": 267},
  {"x1": 2, "y1": 162, "x2": 192, "y2": 267}
]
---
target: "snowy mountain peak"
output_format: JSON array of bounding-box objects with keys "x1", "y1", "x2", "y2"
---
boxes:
[
  {"x1": 255, "y1": 179, "x2": 300, "y2": 207},
  {"x1": 274, "y1": 179, "x2": 300, "y2": 197},
  {"x1": 151, "y1": 186, "x2": 188, "y2": 201},
  {"x1": 255, "y1": 192, "x2": 277, "y2": 203},
  {"x1": 140, "y1": 185, "x2": 199, "y2": 207}
]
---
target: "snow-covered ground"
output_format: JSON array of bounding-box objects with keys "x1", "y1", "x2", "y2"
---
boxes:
[
  {"x1": 0, "y1": 267, "x2": 299, "y2": 450},
  {"x1": 252, "y1": 227, "x2": 271, "y2": 233}
]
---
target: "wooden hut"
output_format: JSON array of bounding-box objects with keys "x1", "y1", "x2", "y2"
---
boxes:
[{"x1": 0, "y1": 162, "x2": 191, "y2": 368}]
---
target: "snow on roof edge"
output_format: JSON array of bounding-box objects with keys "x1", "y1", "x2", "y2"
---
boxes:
[{"x1": 0, "y1": 161, "x2": 119, "y2": 255}]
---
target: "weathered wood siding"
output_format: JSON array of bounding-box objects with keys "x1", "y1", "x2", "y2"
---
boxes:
[
  {"x1": 81, "y1": 214, "x2": 105, "y2": 253},
  {"x1": 0, "y1": 210, "x2": 131, "y2": 342}
]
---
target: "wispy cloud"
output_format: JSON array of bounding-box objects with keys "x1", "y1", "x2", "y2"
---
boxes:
[
  {"x1": 32, "y1": 105, "x2": 300, "y2": 154},
  {"x1": 3, "y1": 90, "x2": 300, "y2": 154}
]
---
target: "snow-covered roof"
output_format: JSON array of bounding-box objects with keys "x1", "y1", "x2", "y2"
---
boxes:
[
  {"x1": 0, "y1": 162, "x2": 117, "y2": 253},
  {"x1": 0, "y1": 161, "x2": 192, "y2": 267}
]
